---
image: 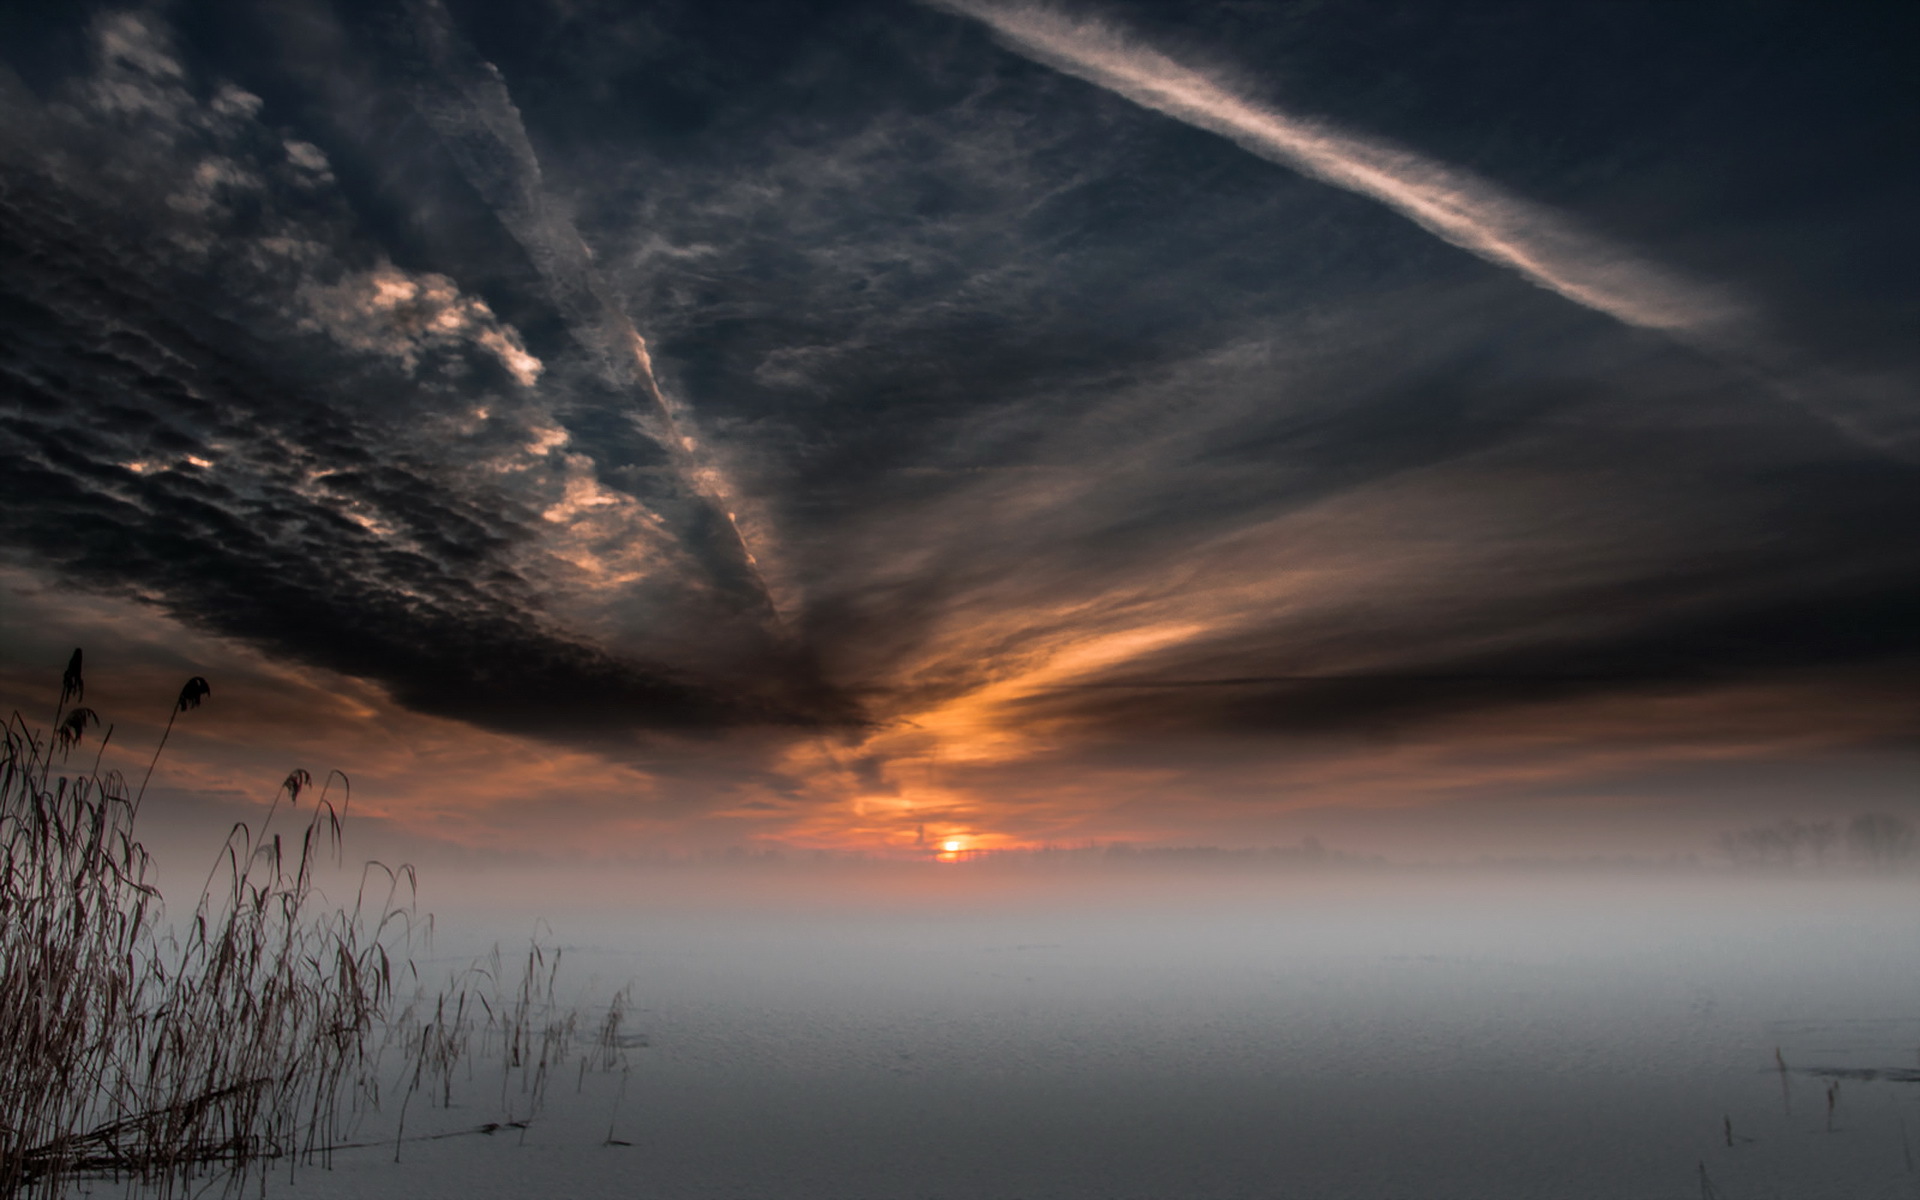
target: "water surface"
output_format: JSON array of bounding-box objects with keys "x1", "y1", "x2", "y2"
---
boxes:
[{"x1": 254, "y1": 868, "x2": 1920, "y2": 1200}]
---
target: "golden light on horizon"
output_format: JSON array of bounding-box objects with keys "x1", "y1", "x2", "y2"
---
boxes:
[{"x1": 942, "y1": 839, "x2": 964, "y2": 853}]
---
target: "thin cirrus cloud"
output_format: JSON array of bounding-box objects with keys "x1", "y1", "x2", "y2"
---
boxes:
[
  {"x1": 925, "y1": 1, "x2": 1920, "y2": 460},
  {"x1": 399, "y1": 0, "x2": 787, "y2": 626},
  {"x1": 926, "y1": 0, "x2": 1741, "y2": 337}
]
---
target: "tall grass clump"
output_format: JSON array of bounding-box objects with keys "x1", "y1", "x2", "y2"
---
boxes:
[{"x1": 0, "y1": 653, "x2": 408, "y2": 1198}]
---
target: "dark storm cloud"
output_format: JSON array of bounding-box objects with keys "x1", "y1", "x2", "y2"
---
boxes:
[
  {"x1": 1, "y1": 0, "x2": 1916, "y2": 824},
  {"x1": 544, "y1": 0, "x2": 1915, "y2": 751},
  {"x1": 788, "y1": 297, "x2": 1920, "y2": 742},
  {"x1": 1023, "y1": 568, "x2": 1920, "y2": 742},
  {"x1": 0, "y1": 9, "x2": 835, "y2": 739}
]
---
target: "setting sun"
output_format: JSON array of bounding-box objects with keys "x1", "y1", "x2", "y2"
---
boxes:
[{"x1": 942, "y1": 839, "x2": 964, "y2": 853}]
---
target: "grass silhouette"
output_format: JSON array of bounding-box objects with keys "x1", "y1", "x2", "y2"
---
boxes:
[{"x1": 0, "y1": 652, "x2": 635, "y2": 1198}]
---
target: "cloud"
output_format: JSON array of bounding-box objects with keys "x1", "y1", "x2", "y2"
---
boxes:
[
  {"x1": 919, "y1": 0, "x2": 1920, "y2": 463},
  {"x1": 1, "y1": 3, "x2": 1914, "y2": 851},
  {"x1": 927, "y1": 0, "x2": 1741, "y2": 336},
  {"x1": 300, "y1": 263, "x2": 544, "y2": 386},
  {"x1": 746, "y1": 279, "x2": 1920, "y2": 846},
  {"x1": 0, "y1": 8, "x2": 840, "y2": 743},
  {"x1": 0, "y1": 568, "x2": 802, "y2": 859},
  {"x1": 396, "y1": 0, "x2": 785, "y2": 623}
]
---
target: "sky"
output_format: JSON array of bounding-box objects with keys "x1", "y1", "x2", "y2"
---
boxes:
[{"x1": 1, "y1": 0, "x2": 1917, "y2": 860}]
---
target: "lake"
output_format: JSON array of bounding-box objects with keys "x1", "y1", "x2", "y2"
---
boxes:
[{"x1": 227, "y1": 866, "x2": 1920, "y2": 1200}]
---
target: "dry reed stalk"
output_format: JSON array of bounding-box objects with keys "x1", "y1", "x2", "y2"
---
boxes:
[
  {"x1": 0, "y1": 652, "x2": 643, "y2": 1198},
  {"x1": 0, "y1": 657, "x2": 405, "y2": 1198}
]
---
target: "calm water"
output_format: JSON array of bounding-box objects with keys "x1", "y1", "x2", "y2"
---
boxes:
[{"x1": 229, "y1": 869, "x2": 1920, "y2": 1200}]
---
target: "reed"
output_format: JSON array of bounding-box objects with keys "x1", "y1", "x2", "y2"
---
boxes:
[
  {"x1": 0, "y1": 653, "x2": 639, "y2": 1197},
  {"x1": 0, "y1": 657, "x2": 405, "y2": 1197}
]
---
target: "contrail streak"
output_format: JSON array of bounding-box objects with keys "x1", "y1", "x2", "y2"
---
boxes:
[
  {"x1": 930, "y1": 1, "x2": 1920, "y2": 457},
  {"x1": 930, "y1": 0, "x2": 1738, "y2": 336},
  {"x1": 401, "y1": 0, "x2": 786, "y2": 621}
]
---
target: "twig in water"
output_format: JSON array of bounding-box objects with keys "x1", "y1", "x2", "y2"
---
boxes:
[{"x1": 604, "y1": 1066, "x2": 633, "y2": 1147}]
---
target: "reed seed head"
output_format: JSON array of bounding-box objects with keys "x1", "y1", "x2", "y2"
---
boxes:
[
  {"x1": 60, "y1": 648, "x2": 84, "y2": 708},
  {"x1": 174, "y1": 676, "x2": 211, "y2": 714},
  {"x1": 54, "y1": 707, "x2": 98, "y2": 757}
]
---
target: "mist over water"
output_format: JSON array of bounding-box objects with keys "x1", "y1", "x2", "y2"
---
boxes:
[{"x1": 255, "y1": 862, "x2": 1920, "y2": 1200}]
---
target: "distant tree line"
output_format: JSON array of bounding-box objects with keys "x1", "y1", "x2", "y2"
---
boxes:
[{"x1": 1720, "y1": 813, "x2": 1917, "y2": 870}]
